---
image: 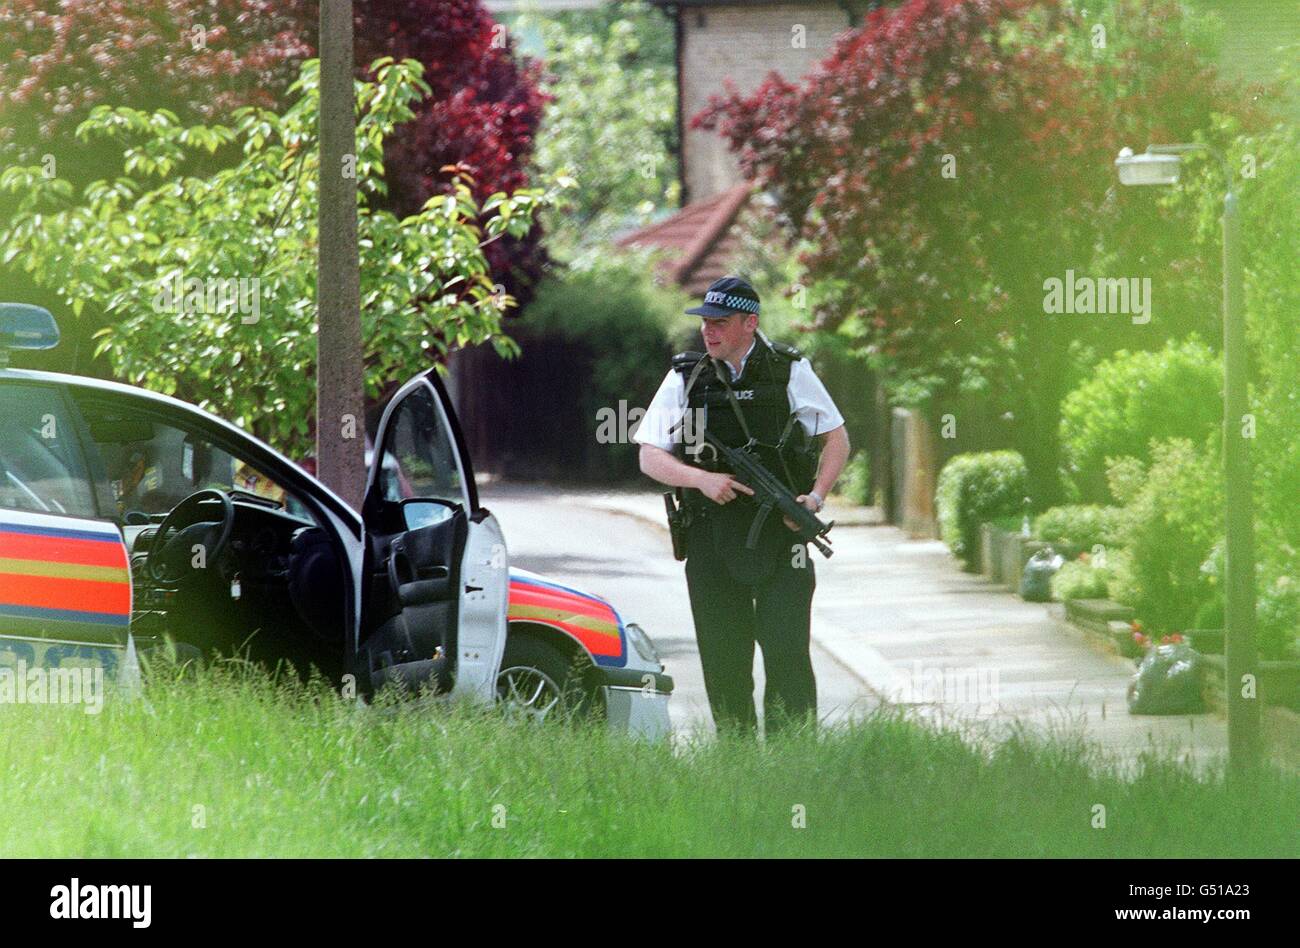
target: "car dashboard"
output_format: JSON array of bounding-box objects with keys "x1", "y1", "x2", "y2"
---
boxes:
[{"x1": 122, "y1": 498, "x2": 343, "y2": 672}]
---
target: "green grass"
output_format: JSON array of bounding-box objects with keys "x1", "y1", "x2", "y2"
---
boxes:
[{"x1": 0, "y1": 664, "x2": 1295, "y2": 857}]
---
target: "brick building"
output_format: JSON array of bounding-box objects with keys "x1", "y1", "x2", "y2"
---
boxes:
[
  {"x1": 620, "y1": 2, "x2": 863, "y2": 291},
  {"x1": 655, "y1": 1, "x2": 860, "y2": 205}
]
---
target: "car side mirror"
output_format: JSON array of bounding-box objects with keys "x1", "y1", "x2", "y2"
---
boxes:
[
  {"x1": 400, "y1": 498, "x2": 458, "y2": 531},
  {"x1": 0, "y1": 303, "x2": 59, "y2": 366}
]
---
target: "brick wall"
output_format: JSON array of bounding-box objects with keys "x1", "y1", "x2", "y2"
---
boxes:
[{"x1": 680, "y1": 3, "x2": 850, "y2": 202}]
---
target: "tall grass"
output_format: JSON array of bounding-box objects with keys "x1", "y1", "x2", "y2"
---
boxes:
[{"x1": 0, "y1": 663, "x2": 1294, "y2": 857}]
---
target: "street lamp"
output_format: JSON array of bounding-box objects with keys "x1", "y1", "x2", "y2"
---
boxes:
[
  {"x1": 1114, "y1": 147, "x2": 1182, "y2": 186},
  {"x1": 1115, "y1": 143, "x2": 1260, "y2": 779}
]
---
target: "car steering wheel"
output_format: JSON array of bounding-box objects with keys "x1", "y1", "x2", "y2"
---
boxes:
[{"x1": 147, "y1": 488, "x2": 236, "y2": 584}]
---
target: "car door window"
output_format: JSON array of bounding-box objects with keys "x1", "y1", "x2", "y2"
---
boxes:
[
  {"x1": 0, "y1": 384, "x2": 97, "y2": 517},
  {"x1": 377, "y1": 385, "x2": 467, "y2": 508},
  {"x1": 73, "y1": 396, "x2": 309, "y2": 522}
]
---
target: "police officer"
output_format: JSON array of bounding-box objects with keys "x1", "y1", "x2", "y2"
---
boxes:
[{"x1": 635, "y1": 276, "x2": 850, "y2": 736}]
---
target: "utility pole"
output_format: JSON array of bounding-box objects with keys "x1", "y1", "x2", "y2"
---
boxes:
[
  {"x1": 316, "y1": 0, "x2": 366, "y2": 511},
  {"x1": 1220, "y1": 183, "x2": 1261, "y2": 780}
]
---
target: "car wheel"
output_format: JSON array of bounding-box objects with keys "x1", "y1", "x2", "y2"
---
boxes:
[{"x1": 496, "y1": 636, "x2": 601, "y2": 723}]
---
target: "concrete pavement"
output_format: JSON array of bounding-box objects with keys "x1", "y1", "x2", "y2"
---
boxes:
[{"x1": 539, "y1": 483, "x2": 1238, "y2": 774}]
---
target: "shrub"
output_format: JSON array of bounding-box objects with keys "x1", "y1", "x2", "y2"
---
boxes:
[
  {"x1": 936, "y1": 451, "x2": 1028, "y2": 566},
  {"x1": 523, "y1": 254, "x2": 687, "y2": 474},
  {"x1": 1033, "y1": 505, "x2": 1124, "y2": 553},
  {"x1": 1106, "y1": 439, "x2": 1222, "y2": 631},
  {"x1": 1258, "y1": 578, "x2": 1300, "y2": 661},
  {"x1": 1059, "y1": 337, "x2": 1221, "y2": 502},
  {"x1": 1051, "y1": 558, "x2": 1112, "y2": 602},
  {"x1": 1192, "y1": 595, "x2": 1224, "y2": 632},
  {"x1": 837, "y1": 451, "x2": 872, "y2": 507}
]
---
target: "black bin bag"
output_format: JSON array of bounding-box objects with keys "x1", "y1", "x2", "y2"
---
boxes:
[
  {"x1": 1020, "y1": 547, "x2": 1062, "y2": 602},
  {"x1": 1127, "y1": 642, "x2": 1207, "y2": 715}
]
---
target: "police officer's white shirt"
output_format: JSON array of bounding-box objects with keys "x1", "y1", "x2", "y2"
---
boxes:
[{"x1": 633, "y1": 331, "x2": 846, "y2": 452}]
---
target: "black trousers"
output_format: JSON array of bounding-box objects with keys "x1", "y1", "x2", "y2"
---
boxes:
[{"x1": 683, "y1": 511, "x2": 817, "y2": 736}]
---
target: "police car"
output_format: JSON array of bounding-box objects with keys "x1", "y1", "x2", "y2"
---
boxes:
[{"x1": 0, "y1": 303, "x2": 672, "y2": 738}]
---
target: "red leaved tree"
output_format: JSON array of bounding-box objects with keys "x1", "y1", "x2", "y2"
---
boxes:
[
  {"x1": 0, "y1": 0, "x2": 314, "y2": 183},
  {"x1": 696, "y1": 0, "x2": 1265, "y2": 506},
  {"x1": 353, "y1": 0, "x2": 550, "y2": 298}
]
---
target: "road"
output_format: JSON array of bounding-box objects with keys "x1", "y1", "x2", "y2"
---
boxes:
[{"x1": 480, "y1": 481, "x2": 877, "y2": 738}]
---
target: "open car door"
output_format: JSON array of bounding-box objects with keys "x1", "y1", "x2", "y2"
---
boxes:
[
  {"x1": 0, "y1": 508, "x2": 136, "y2": 687},
  {"x1": 357, "y1": 371, "x2": 508, "y2": 704}
]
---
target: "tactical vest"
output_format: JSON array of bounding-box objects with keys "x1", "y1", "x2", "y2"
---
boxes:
[{"x1": 671, "y1": 336, "x2": 817, "y2": 503}]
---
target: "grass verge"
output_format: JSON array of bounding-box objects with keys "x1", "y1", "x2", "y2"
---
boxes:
[{"x1": 0, "y1": 663, "x2": 1295, "y2": 857}]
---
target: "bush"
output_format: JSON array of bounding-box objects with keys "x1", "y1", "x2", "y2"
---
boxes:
[
  {"x1": 1189, "y1": 542, "x2": 1297, "y2": 659},
  {"x1": 837, "y1": 451, "x2": 872, "y2": 506},
  {"x1": 1060, "y1": 337, "x2": 1221, "y2": 502},
  {"x1": 524, "y1": 254, "x2": 687, "y2": 474},
  {"x1": 1033, "y1": 505, "x2": 1124, "y2": 553},
  {"x1": 1192, "y1": 595, "x2": 1224, "y2": 632},
  {"x1": 936, "y1": 451, "x2": 1028, "y2": 566},
  {"x1": 1258, "y1": 578, "x2": 1300, "y2": 661},
  {"x1": 1051, "y1": 558, "x2": 1113, "y2": 602},
  {"x1": 1106, "y1": 439, "x2": 1222, "y2": 632}
]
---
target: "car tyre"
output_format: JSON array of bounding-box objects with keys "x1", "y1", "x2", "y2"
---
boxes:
[{"x1": 496, "y1": 635, "x2": 602, "y2": 723}]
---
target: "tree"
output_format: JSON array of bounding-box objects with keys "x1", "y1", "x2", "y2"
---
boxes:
[
  {"x1": 0, "y1": 58, "x2": 558, "y2": 457},
  {"x1": 352, "y1": 0, "x2": 550, "y2": 297},
  {"x1": 0, "y1": 0, "x2": 550, "y2": 316},
  {"x1": 0, "y1": 0, "x2": 313, "y2": 178},
  {"x1": 695, "y1": 0, "x2": 1265, "y2": 507},
  {"x1": 518, "y1": 0, "x2": 678, "y2": 258}
]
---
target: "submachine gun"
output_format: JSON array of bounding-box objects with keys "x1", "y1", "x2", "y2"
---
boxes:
[{"x1": 699, "y1": 428, "x2": 834, "y2": 558}]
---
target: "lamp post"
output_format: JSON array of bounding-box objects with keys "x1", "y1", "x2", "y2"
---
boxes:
[{"x1": 1115, "y1": 144, "x2": 1260, "y2": 779}]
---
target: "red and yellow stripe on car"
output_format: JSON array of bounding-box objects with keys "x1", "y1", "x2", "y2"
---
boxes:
[
  {"x1": 0, "y1": 510, "x2": 132, "y2": 636},
  {"x1": 507, "y1": 570, "x2": 625, "y2": 667}
]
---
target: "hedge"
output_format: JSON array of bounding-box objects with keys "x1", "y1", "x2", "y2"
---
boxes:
[
  {"x1": 1033, "y1": 504, "x2": 1125, "y2": 554},
  {"x1": 936, "y1": 451, "x2": 1028, "y2": 567}
]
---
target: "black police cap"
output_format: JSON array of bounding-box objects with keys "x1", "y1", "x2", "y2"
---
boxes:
[{"x1": 686, "y1": 276, "x2": 761, "y2": 318}]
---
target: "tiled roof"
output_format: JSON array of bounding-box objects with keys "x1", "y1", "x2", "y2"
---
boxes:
[{"x1": 615, "y1": 184, "x2": 752, "y2": 294}]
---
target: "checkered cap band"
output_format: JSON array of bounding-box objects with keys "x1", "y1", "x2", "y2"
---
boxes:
[{"x1": 703, "y1": 290, "x2": 759, "y2": 314}]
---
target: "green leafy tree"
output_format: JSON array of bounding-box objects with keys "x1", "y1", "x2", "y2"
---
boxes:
[
  {"x1": 519, "y1": 1, "x2": 678, "y2": 258},
  {"x1": 1059, "y1": 337, "x2": 1222, "y2": 502},
  {"x1": 1, "y1": 58, "x2": 560, "y2": 456}
]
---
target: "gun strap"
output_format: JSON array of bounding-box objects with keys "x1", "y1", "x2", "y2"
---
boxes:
[
  {"x1": 668, "y1": 355, "x2": 713, "y2": 441},
  {"x1": 773, "y1": 413, "x2": 803, "y2": 489}
]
